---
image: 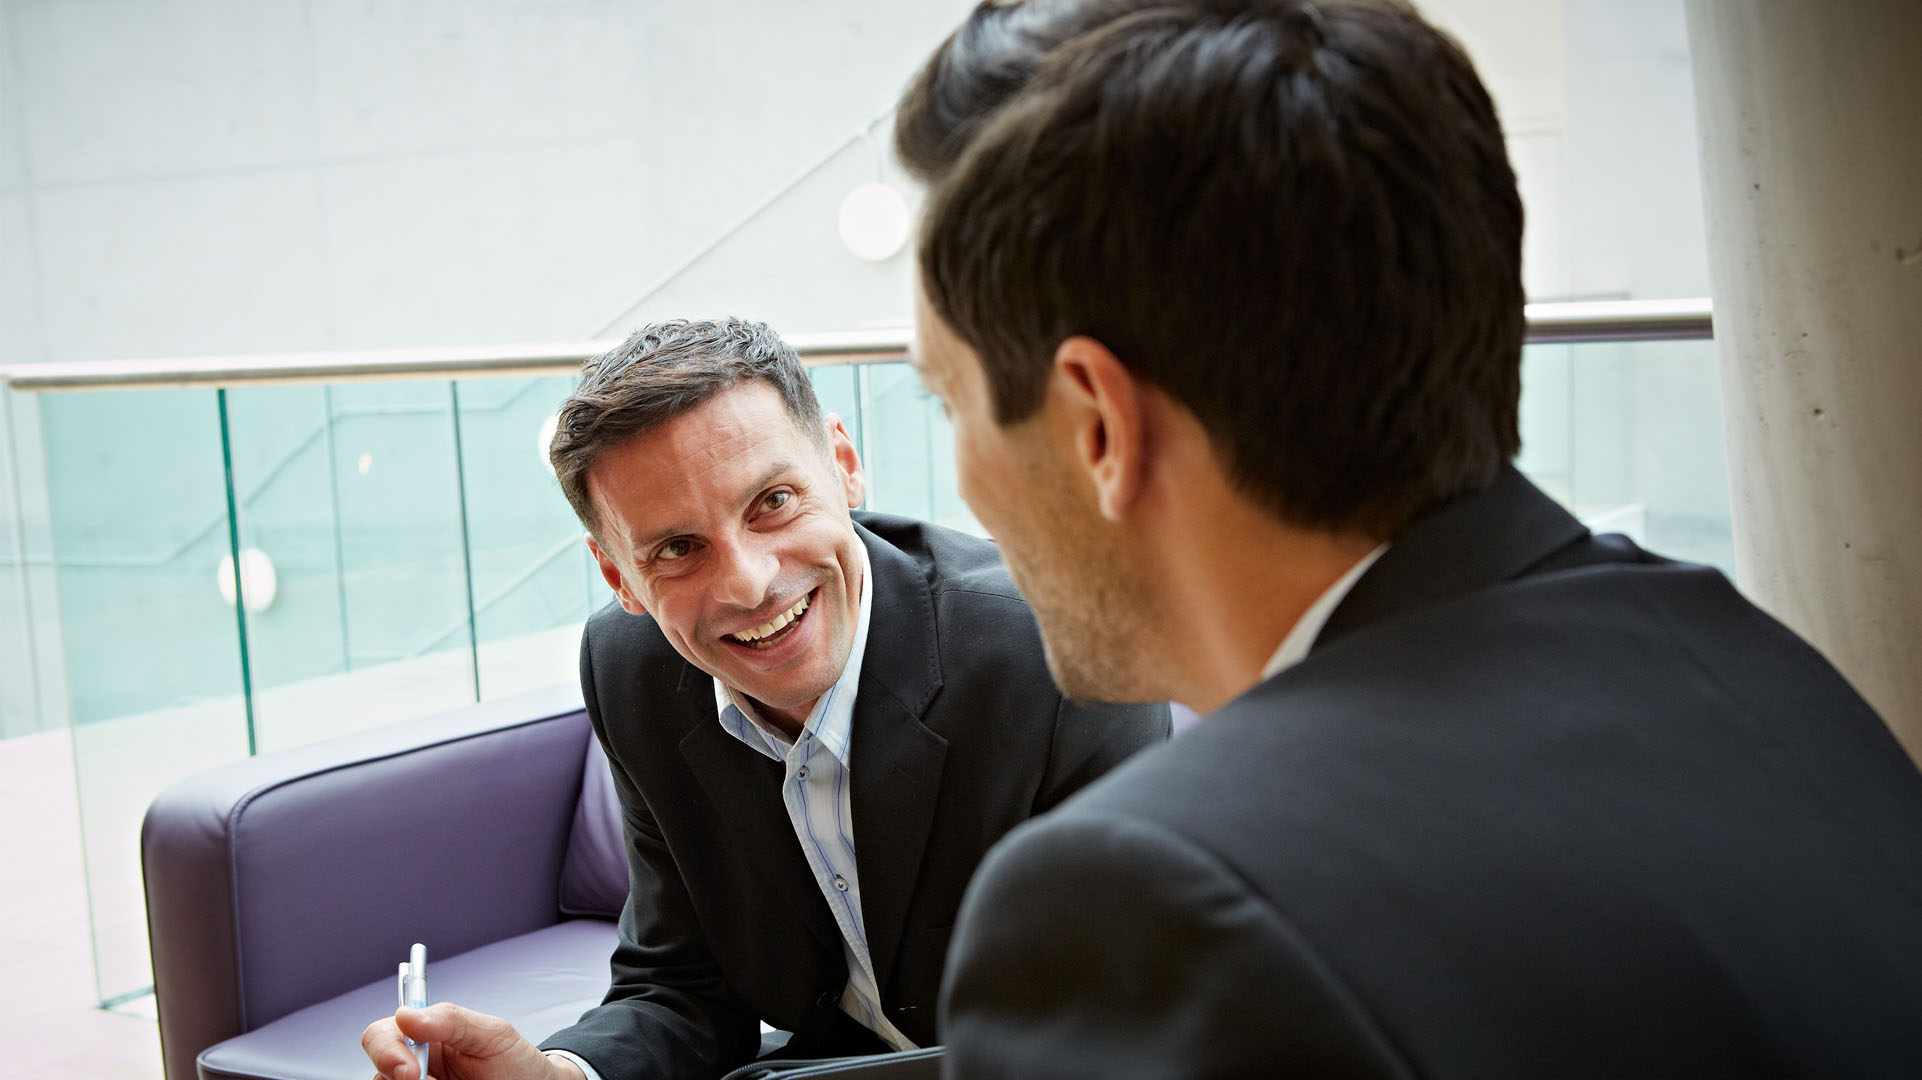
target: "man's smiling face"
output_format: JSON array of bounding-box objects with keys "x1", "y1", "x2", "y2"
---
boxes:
[{"x1": 585, "y1": 379, "x2": 867, "y2": 729}]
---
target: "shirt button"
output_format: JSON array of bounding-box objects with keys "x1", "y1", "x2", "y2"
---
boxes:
[
  {"x1": 795, "y1": 766, "x2": 809, "y2": 781},
  {"x1": 833, "y1": 875, "x2": 849, "y2": 892}
]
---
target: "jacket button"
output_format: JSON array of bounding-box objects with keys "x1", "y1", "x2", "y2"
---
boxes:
[{"x1": 816, "y1": 990, "x2": 839, "y2": 1009}]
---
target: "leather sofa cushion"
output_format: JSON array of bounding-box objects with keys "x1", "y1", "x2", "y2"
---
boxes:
[{"x1": 198, "y1": 919, "x2": 619, "y2": 1080}]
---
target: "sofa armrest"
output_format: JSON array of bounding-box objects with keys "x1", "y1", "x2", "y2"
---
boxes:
[{"x1": 142, "y1": 683, "x2": 589, "y2": 1080}]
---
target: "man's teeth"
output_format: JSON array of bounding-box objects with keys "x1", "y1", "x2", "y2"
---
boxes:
[{"x1": 731, "y1": 596, "x2": 809, "y2": 643}]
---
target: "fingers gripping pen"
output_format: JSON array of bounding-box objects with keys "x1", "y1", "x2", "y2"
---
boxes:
[{"x1": 398, "y1": 943, "x2": 429, "y2": 1078}]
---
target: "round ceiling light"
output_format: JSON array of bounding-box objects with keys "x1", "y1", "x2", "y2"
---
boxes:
[{"x1": 837, "y1": 181, "x2": 910, "y2": 262}]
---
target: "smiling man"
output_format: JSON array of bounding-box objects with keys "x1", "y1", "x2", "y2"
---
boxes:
[{"x1": 360, "y1": 318, "x2": 1167, "y2": 1080}]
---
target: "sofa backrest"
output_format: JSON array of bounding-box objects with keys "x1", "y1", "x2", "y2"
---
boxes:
[{"x1": 559, "y1": 732, "x2": 629, "y2": 919}]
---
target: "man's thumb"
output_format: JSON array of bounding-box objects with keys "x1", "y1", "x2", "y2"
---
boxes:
[{"x1": 395, "y1": 1002, "x2": 493, "y2": 1051}]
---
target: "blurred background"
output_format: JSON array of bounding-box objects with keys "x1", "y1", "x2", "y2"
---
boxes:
[{"x1": 0, "y1": 0, "x2": 1721, "y2": 1063}]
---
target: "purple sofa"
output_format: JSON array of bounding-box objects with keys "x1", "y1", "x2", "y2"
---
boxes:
[{"x1": 141, "y1": 684, "x2": 630, "y2": 1080}]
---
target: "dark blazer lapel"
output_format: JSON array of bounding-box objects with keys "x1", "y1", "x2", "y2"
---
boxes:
[
  {"x1": 847, "y1": 522, "x2": 949, "y2": 996},
  {"x1": 676, "y1": 670, "x2": 844, "y2": 959},
  {"x1": 1316, "y1": 466, "x2": 1591, "y2": 650}
]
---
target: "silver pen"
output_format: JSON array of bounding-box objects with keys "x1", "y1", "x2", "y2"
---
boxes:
[{"x1": 397, "y1": 943, "x2": 429, "y2": 1078}]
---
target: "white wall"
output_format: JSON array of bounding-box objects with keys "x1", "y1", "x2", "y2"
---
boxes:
[{"x1": 2, "y1": 0, "x2": 972, "y2": 364}]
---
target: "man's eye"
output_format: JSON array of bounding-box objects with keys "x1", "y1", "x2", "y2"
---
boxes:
[
  {"x1": 761, "y1": 490, "x2": 792, "y2": 512},
  {"x1": 657, "y1": 538, "x2": 693, "y2": 561}
]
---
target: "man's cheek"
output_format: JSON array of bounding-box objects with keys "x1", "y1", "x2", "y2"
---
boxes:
[
  {"x1": 951, "y1": 437, "x2": 984, "y2": 501},
  {"x1": 955, "y1": 454, "x2": 1003, "y2": 526}
]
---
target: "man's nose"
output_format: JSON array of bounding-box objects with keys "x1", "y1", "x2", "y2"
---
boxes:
[{"x1": 711, "y1": 534, "x2": 780, "y2": 611}]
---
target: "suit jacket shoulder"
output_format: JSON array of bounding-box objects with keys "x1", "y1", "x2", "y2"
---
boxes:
[{"x1": 945, "y1": 805, "x2": 1418, "y2": 1078}]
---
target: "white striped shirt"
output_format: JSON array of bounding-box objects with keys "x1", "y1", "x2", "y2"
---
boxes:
[{"x1": 711, "y1": 542, "x2": 915, "y2": 1052}]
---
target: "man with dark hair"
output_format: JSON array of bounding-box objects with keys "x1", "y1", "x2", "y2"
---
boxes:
[
  {"x1": 901, "y1": 1, "x2": 1922, "y2": 1075},
  {"x1": 362, "y1": 317, "x2": 1167, "y2": 1080},
  {"x1": 893, "y1": 0, "x2": 1145, "y2": 185}
]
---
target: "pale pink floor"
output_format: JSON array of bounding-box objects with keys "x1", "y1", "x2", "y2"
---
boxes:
[{"x1": 0, "y1": 728, "x2": 164, "y2": 1078}]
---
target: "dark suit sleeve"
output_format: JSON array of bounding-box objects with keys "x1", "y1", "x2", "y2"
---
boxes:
[
  {"x1": 1032, "y1": 698, "x2": 1170, "y2": 814},
  {"x1": 539, "y1": 624, "x2": 761, "y2": 1080},
  {"x1": 939, "y1": 812, "x2": 1416, "y2": 1079}
]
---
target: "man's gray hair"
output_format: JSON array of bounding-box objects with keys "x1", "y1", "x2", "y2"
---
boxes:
[{"x1": 549, "y1": 318, "x2": 825, "y2": 535}]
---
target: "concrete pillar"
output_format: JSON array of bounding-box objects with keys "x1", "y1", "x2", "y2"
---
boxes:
[{"x1": 1685, "y1": 2, "x2": 1922, "y2": 762}]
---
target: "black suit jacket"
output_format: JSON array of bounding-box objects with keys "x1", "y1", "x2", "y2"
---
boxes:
[
  {"x1": 941, "y1": 468, "x2": 1922, "y2": 1078},
  {"x1": 541, "y1": 513, "x2": 1169, "y2": 1080}
]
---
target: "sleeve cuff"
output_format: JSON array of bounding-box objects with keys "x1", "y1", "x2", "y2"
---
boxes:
[{"x1": 545, "y1": 1048, "x2": 605, "y2": 1080}]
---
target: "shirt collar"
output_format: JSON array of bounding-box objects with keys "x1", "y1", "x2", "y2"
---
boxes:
[
  {"x1": 1259, "y1": 543, "x2": 1389, "y2": 682},
  {"x1": 714, "y1": 538, "x2": 874, "y2": 765}
]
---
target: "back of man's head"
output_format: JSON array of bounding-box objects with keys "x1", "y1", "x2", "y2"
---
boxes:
[
  {"x1": 896, "y1": 0, "x2": 1147, "y2": 184},
  {"x1": 549, "y1": 317, "x2": 825, "y2": 535},
  {"x1": 913, "y1": 0, "x2": 1524, "y2": 537}
]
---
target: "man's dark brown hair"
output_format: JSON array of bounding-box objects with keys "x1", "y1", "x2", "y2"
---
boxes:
[
  {"x1": 895, "y1": 0, "x2": 1145, "y2": 184},
  {"x1": 910, "y1": 0, "x2": 1525, "y2": 536},
  {"x1": 549, "y1": 317, "x2": 825, "y2": 535}
]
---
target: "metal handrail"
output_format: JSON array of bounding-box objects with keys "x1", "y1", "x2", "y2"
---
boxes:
[
  {"x1": 1522, "y1": 298, "x2": 1714, "y2": 344},
  {"x1": 0, "y1": 301, "x2": 1712, "y2": 393}
]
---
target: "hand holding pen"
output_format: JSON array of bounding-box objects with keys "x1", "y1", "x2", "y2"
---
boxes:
[{"x1": 363, "y1": 942, "x2": 584, "y2": 1080}]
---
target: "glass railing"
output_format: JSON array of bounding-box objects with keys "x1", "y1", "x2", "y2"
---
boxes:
[
  {"x1": 1516, "y1": 335, "x2": 1732, "y2": 570},
  {"x1": 0, "y1": 300, "x2": 1722, "y2": 1008}
]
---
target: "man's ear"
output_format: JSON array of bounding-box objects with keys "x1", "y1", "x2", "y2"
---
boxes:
[
  {"x1": 586, "y1": 533, "x2": 647, "y2": 616},
  {"x1": 1051, "y1": 335, "x2": 1148, "y2": 521},
  {"x1": 823, "y1": 414, "x2": 868, "y2": 509}
]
